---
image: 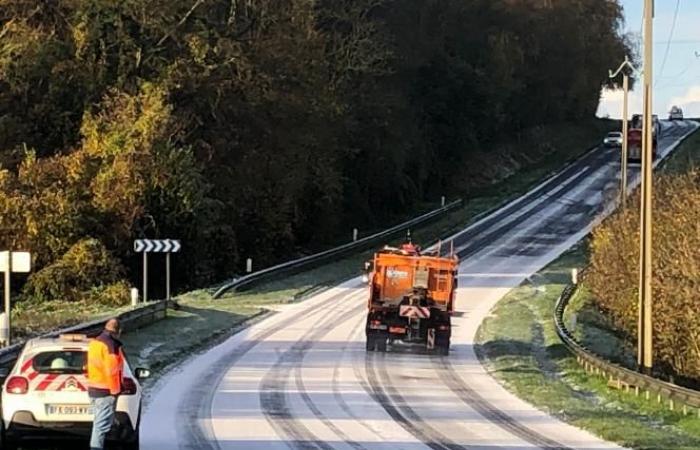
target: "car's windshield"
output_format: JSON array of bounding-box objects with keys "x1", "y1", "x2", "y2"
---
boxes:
[
  {"x1": 607, "y1": 132, "x2": 621, "y2": 137},
  {"x1": 32, "y1": 350, "x2": 86, "y2": 375}
]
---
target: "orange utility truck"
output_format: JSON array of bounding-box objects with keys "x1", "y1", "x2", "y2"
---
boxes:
[{"x1": 363, "y1": 242, "x2": 458, "y2": 355}]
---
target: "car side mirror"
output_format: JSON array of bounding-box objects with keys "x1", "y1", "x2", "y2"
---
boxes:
[
  {"x1": 134, "y1": 367, "x2": 151, "y2": 380},
  {"x1": 0, "y1": 367, "x2": 9, "y2": 379}
]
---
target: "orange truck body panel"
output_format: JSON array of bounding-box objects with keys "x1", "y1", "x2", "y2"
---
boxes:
[
  {"x1": 364, "y1": 246, "x2": 459, "y2": 354},
  {"x1": 369, "y1": 253, "x2": 458, "y2": 310}
]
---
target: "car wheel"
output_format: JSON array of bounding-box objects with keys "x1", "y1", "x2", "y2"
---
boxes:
[
  {"x1": 123, "y1": 441, "x2": 140, "y2": 450},
  {"x1": 2, "y1": 438, "x2": 18, "y2": 450},
  {"x1": 122, "y1": 431, "x2": 140, "y2": 450},
  {"x1": 1, "y1": 427, "x2": 17, "y2": 450}
]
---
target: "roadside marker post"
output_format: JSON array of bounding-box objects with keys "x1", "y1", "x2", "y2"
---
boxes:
[
  {"x1": 0, "y1": 313, "x2": 8, "y2": 347},
  {"x1": 0, "y1": 251, "x2": 32, "y2": 346},
  {"x1": 246, "y1": 258, "x2": 253, "y2": 273},
  {"x1": 130, "y1": 288, "x2": 139, "y2": 307},
  {"x1": 134, "y1": 239, "x2": 181, "y2": 303}
]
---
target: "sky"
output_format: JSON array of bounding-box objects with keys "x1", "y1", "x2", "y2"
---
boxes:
[{"x1": 596, "y1": 0, "x2": 700, "y2": 119}]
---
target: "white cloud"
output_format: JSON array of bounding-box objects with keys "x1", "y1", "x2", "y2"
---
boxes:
[
  {"x1": 668, "y1": 85, "x2": 700, "y2": 118},
  {"x1": 597, "y1": 84, "x2": 700, "y2": 119},
  {"x1": 596, "y1": 88, "x2": 644, "y2": 119}
]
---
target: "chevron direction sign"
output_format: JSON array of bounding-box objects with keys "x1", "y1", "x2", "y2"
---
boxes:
[
  {"x1": 134, "y1": 239, "x2": 181, "y2": 303},
  {"x1": 134, "y1": 239, "x2": 181, "y2": 253}
]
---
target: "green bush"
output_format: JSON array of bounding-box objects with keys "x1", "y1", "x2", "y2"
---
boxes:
[
  {"x1": 586, "y1": 171, "x2": 700, "y2": 379},
  {"x1": 22, "y1": 238, "x2": 125, "y2": 302},
  {"x1": 82, "y1": 281, "x2": 131, "y2": 307}
]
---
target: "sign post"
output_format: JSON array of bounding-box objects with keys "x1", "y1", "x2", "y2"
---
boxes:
[
  {"x1": 143, "y1": 252, "x2": 148, "y2": 304},
  {"x1": 166, "y1": 253, "x2": 171, "y2": 301},
  {"x1": 134, "y1": 239, "x2": 181, "y2": 302},
  {"x1": 0, "y1": 251, "x2": 31, "y2": 346}
]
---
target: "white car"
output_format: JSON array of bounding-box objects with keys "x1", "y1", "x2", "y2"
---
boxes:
[
  {"x1": 0, "y1": 334, "x2": 149, "y2": 450},
  {"x1": 603, "y1": 131, "x2": 623, "y2": 148}
]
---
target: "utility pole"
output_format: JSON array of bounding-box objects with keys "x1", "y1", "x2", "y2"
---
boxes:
[
  {"x1": 609, "y1": 56, "x2": 636, "y2": 209},
  {"x1": 638, "y1": 0, "x2": 654, "y2": 374},
  {"x1": 3, "y1": 251, "x2": 11, "y2": 345}
]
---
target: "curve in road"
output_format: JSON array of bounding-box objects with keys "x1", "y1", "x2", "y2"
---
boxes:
[{"x1": 141, "y1": 121, "x2": 697, "y2": 450}]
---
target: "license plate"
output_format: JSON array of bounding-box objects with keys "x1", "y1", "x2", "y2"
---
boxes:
[{"x1": 46, "y1": 404, "x2": 92, "y2": 415}]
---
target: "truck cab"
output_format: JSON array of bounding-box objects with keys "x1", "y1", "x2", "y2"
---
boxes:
[{"x1": 628, "y1": 114, "x2": 659, "y2": 162}]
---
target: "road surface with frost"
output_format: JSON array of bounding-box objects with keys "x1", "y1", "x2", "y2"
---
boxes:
[{"x1": 141, "y1": 121, "x2": 697, "y2": 450}]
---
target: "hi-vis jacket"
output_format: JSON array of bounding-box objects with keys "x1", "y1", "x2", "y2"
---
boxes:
[{"x1": 87, "y1": 331, "x2": 125, "y2": 397}]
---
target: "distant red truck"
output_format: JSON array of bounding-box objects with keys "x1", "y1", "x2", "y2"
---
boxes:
[{"x1": 627, "y1": 114, "x2": 658, "y2": 162}]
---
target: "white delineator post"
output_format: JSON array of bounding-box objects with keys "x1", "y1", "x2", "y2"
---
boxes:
[
  {"x1": 353, "y1": 228, "x2": 358, "y2": 242},
  {"x1": 0, "y1": 251, "x2": 31, "y2": 346},
  {"x1": 0, "y1": 313, "x2": 8, "y2": 347},
  {"x1": 131, "y1": 288, "x2": 139, "y2": 307},
  {"x1": 246, "y1": 258, "x2": 253, "y2": 273}
]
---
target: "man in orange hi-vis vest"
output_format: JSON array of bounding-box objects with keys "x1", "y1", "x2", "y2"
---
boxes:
[{"x1": 87, "y1": 318, "x2": 125, "y2": 450}]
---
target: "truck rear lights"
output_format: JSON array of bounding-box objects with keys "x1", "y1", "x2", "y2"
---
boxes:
[
  {"x1": 121, "y1": 377, "x2": 137, "y2": 395},
  {"x1": 438, "y1": 325, "x2": 450, "y2": 331},
  {"x1": 6, "y1": 376, "x2": 29, "y2": 394},
  {"x1": 389, "y1": 326, "x2": 406, "y2": 334},
  {"x1": 369, "y1": 320, "x2": 387, "y2": 330}
]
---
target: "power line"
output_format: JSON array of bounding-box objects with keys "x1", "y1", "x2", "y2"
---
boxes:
[{"x1": 656, "y1": 0, "x2": 681, "y2": 87}]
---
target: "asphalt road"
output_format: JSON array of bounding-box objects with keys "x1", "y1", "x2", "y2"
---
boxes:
[{"x1": 140, "y1": 121, "x2": 698, "y2": 450}]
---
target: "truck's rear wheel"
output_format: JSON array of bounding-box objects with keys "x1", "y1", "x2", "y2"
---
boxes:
[
  {"x1": 376, "y1": 336, "x2": 387, "y2": 352},
  {"x1": 435, "y1": 326, "x2": 450, "y2": 355},
  {"x1": 366, "y1": 335, "x2": 375, "y2": 352}
]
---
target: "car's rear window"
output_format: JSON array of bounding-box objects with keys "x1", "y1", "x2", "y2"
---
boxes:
[{"x1": 32, "y1": 350, "x2": 86, "y2": 375}]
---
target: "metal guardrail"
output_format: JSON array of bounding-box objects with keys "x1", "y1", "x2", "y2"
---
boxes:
[
  {"x1": 213, "y1": 199, "x2": 463, "y2": 298},
  {"x1": 0, "y1": 300, "x2": 169, "y2": 371},
  {"x1": 0, "y1": 200, "x2": 462, "y2": 369},
  {"x1": 554, "y1": 283, "x2": 700, "y2": 412}
]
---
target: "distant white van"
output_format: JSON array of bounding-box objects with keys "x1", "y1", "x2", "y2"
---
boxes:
[{"x1": 669, "y1": 106, "x2": 684, "y2": 121}]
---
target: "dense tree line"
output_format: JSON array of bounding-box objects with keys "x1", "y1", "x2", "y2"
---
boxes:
[
  {"x1": 587, "y1": 171, "x2": 700, "y2": 382},
  {"x1": 0, "y1": 0, "x2": 630, "y2": 302}
]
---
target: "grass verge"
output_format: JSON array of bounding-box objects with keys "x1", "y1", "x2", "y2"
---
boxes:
[
  {"x1": 662, "y1": 120, "x2": 700, "y2": 174},
  {"x1": 476, "y1": 244, "x2": 700, "y2": 450},
  {"x1": 11, "y1": 300, "x2": 130, "y2": 341}
]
